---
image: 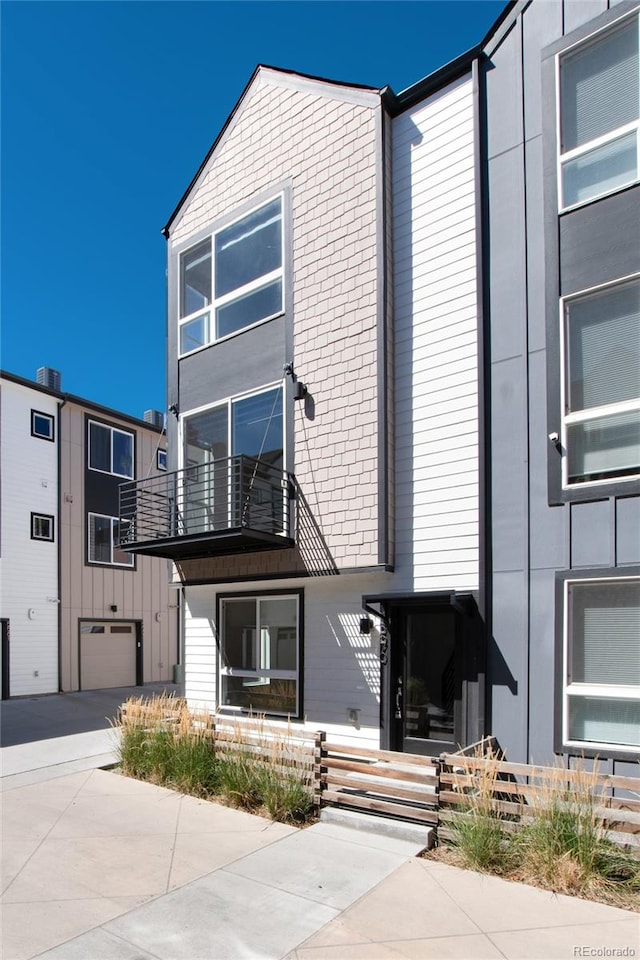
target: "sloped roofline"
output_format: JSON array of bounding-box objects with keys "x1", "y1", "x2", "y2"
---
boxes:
[
  {"x1": 161, "y1": 1, "x2": 518, "y2": 238},
  {"x1": 161, "y1": 64, "x2": 381, "y2": 238}
]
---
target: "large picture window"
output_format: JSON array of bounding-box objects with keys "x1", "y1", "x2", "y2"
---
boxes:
[
  {"x1": 178, "y1": 195, "x2": 284, "y2": 355},
  {"x1": 88, "y1": 421, "x2": 134, "y2": 479},
  {"x1": 88, "y1": 513, "x2": 133, "y2": 567},
  {"x1": 562, "y1": 277, "x2": 640, "y2": 486},
  {"x1": 564, "y1": 577, "x2": 640, "y2": 753},
  {"x1": 219, "y1": 593, "x2": 300, "y2": 717},
  {"x1": 558, "y1": 12, "x2": 639, "y2": 209}
]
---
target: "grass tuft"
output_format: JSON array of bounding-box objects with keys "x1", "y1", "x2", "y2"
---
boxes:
[{"x1": 115, "y1": 694, "x2": 313, "y2": 824}]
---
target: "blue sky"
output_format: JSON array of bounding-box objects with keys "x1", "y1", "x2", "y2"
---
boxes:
[{"x1": 1, "y1": 0, "x2": 506, "y2": 420}]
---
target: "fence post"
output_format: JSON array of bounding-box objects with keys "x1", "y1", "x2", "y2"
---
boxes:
[{"x1": 313, "y1": 731, "x2": 326, "y2": 811}]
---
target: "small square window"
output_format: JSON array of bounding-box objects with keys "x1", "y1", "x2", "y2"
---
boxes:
[
  {"x1": 157, "y1": 449, "x2": 167, "y2": 471},
  {"x1": 31, "y1": 410, "x2": 55, "y2": 441},
  {"x1": 31, "y1": 513, "x2": 54, "y2": 541}
]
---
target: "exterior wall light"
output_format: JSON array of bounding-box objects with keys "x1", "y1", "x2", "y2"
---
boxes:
[{"x1": 359, "y1": 616, "x2": 373, "y2": 635}]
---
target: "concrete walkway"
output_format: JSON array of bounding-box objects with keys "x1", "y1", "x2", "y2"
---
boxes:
[{"x1": 1, "y1": 689, "x2": 637, "y2": 959}]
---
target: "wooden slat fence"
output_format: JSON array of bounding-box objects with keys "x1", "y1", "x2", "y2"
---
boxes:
[
  {"x1": 317, "y1": 737, "x2": 440, "y2": 826},
  {"x1": 119, "y1": 702, "x2": 638, "y2": 850},
  {"x1": 439, "y1": 752, "x2": 640, "y2": 849}
]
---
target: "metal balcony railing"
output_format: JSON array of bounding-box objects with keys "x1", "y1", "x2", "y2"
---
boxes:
[{"x1": 118, "y1": 455, "x2": 295, "y2": 558}]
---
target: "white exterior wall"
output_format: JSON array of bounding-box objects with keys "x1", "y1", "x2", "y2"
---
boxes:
[
  {"x1": 392, "y1": 75, "x2": 480, "y2": 592},
  {"x1": 183, "y1": 571, "x2": 392, "y2": 745},
  {"x1": 0, "y1": 380, "x2": 59, "y2": 694}
]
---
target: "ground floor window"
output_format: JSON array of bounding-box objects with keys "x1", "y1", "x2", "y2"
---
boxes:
[
  {"x1": 218, "y1": 592, "x2": 300, "y2": 717},
  {"x1": 564, "y1": 575, "x2": 640, "y2": 753}
]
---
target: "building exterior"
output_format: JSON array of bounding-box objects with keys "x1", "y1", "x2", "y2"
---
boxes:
[
  {"x1": 122, "y1": 0, "x2": 639, "y2": 772},
  {"x1": 0, "y1": 369, "x2": 177, "y2": 698}
]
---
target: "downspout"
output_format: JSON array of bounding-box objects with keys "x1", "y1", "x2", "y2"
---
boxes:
[{"x1": 56, "y1": 396, "x2": 67, "y2": 692}]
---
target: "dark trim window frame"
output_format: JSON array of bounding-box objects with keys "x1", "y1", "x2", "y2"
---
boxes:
[
  {"x1": 87, "y1": 512, "x2": 134, "y2": 568},
  {"x1": 555, "y1": 566, "x2": 640, "y2": 760},
  {"x1": 216, "y1": 589, "x2": 303, "y2": 719},
  {"x1": 557, "y1": 9, "x2": 639, "y2": 212},
  {"x1": 559, "y1": 274, "x2": 640, "y2": 489},
  {"x1": 31, "y1": 513, "x2": 54, "y2": 541},
  {"x1": 31, "y1": 410, "x2": 55, "y2": 442},
  {"x1": 88, "y1": 419, "x2": 135, "y2": 480},
  {"x1": 177, "y1": 191, "x2": 286, "y2": 357},
  {"x1": 157, "y1": 449, "x2": 167, "y2": 471}
]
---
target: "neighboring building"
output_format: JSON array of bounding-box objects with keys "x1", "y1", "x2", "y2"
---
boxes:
[
  {"x1": 122, "y1": 0, "x2": 639, "y2": 771},
  {"x1": 0, "y1": 369, "x2": 177, "y2": 698}
]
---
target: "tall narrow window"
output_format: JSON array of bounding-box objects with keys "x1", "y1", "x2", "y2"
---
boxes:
[
  {"x1": 559, "y1": 14, "x2": 639, "y2": 208},
  {"x1": 563, "y1": 277, "x2": 640, "y2": 485},
  {"x1": 565, "y1": 578, "x2": 640, "y2": 751},
  {"x1": 178, "y1": 195, "x2": 284, "y2": 355}
]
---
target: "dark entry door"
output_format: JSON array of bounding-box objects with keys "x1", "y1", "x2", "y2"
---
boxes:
[
  {"x1": 390, "y1": 608, "x2": 460, "y2": 756},
  {"x1": 402, "y1": 610, "x2": 458, "y2": 754},
  {"x1": 1, "y1": 619, "x2": 9, "y2": 700}
]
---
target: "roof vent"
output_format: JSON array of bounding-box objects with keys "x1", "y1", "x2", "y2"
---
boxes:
[
  {"x1": 144, "y1": 409, "x2": 165, "y2": 429},
  {"x1": 36, "y1": 367, "x2": 61, "y2": 392}
]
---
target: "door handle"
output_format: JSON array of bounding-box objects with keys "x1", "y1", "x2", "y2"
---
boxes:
[{"x1": 395, "y1": 677, "x2": 403, "y2": 719}]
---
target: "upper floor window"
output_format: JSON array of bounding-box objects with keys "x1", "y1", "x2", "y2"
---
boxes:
[
  {"x1": 31, "y1": 410, "x2": 54, "y2": 441},
  {"x1": 563, "y1": 576, "x2": 640, "y2": 754},
  {"x1": 179, "y1": 195, "x2": 284, "y2": 355},
  {"x1": 562, "y1": 276, "x2": 640, "y2": 487},
  {"x1": 88, "y1": 512, "x2": 133, "y2": 567},
  {"x1": 88, "y1": 420, "x2": 134, "y2": 479},
  {"x1": 157, "y1": 449, "x2": 167, "y2": 471},
  {"x1": 559, "y1": 13, "x2": 639, "y2": 210}
]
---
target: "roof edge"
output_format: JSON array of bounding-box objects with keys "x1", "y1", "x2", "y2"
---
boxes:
[
  {"x1": 161, "y1": 63, "x2": 382, "y2": 239},
  {"x1": 0, "y1": 370, "x2": 164, "y2": 433}
]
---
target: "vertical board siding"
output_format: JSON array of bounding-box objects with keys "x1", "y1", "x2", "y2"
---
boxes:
[
  {"x1": 0, "y1": 381, "x2": 59, "y2": 694},
  {"x1": 59, "y1": 401, "x2": 175, "y2": 691},
  {"x1": 392, "y1": 75, "x2": 480, "y2": 592}
]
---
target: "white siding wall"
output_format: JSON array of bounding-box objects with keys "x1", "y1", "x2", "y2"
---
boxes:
[
  {"x1": 0, "y1": 381, "x2": 59, "y2": 694},
  {"x1": 392, "y1": 75, "x2": 480, "y2": 592},
  {"x1": 184, "y1": 571, "x2": 391, "y2": 745}
]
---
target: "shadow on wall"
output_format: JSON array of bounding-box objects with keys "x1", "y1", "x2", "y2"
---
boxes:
[
  {"x1": 305, "y1": 609, "x2": 381, "y2": 730},
  {"x1": 294, "y1": 482, "x2": 338, "y2": 576}
]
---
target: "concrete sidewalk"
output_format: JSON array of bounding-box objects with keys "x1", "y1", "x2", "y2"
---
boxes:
[{"x1": 1, "y1": 767, "x2": 637, "y2": 960}]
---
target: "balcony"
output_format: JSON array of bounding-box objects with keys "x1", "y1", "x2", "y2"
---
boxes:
[{"x1": 118, "y1": 455, "x2": 296, "y2": 560}]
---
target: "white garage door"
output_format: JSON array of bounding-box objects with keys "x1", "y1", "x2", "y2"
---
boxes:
[{"x1": 80, "y1": 621, "x2": 137, "y2": 690}]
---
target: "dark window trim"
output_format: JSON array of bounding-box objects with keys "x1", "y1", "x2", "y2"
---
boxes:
[
  {"x1": 554, "y1": 565, "x2": 640, "y2": 762},
  {"x1": 31, "y1": 409, "x2": 55, "y2": 442},
  {"x1": 157, "y1": 449, "x2": 167, "y2": 471},
  {"x1": 542, "y1": 4, "x2": 640, "y2": 506},
  {"x1": 87, "y1": 416, "x2": 136, "y2": 480},
  {"x1": 171, "y1": 182, "x2": 293, "y2": 360},
  {"x1": 31, "y1": 512, "x2": 54, "y2": 542},
  {"x1": 86, "y1": 511, "x2": 136, "y2": 570},
  {"x1": 215, "y1": 587, "x2": 304, "y2": 721}
]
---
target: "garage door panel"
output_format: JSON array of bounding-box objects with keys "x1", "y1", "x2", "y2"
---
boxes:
[{"x1": 81, "y1": 622, "x2": 137, "y2": 690}]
